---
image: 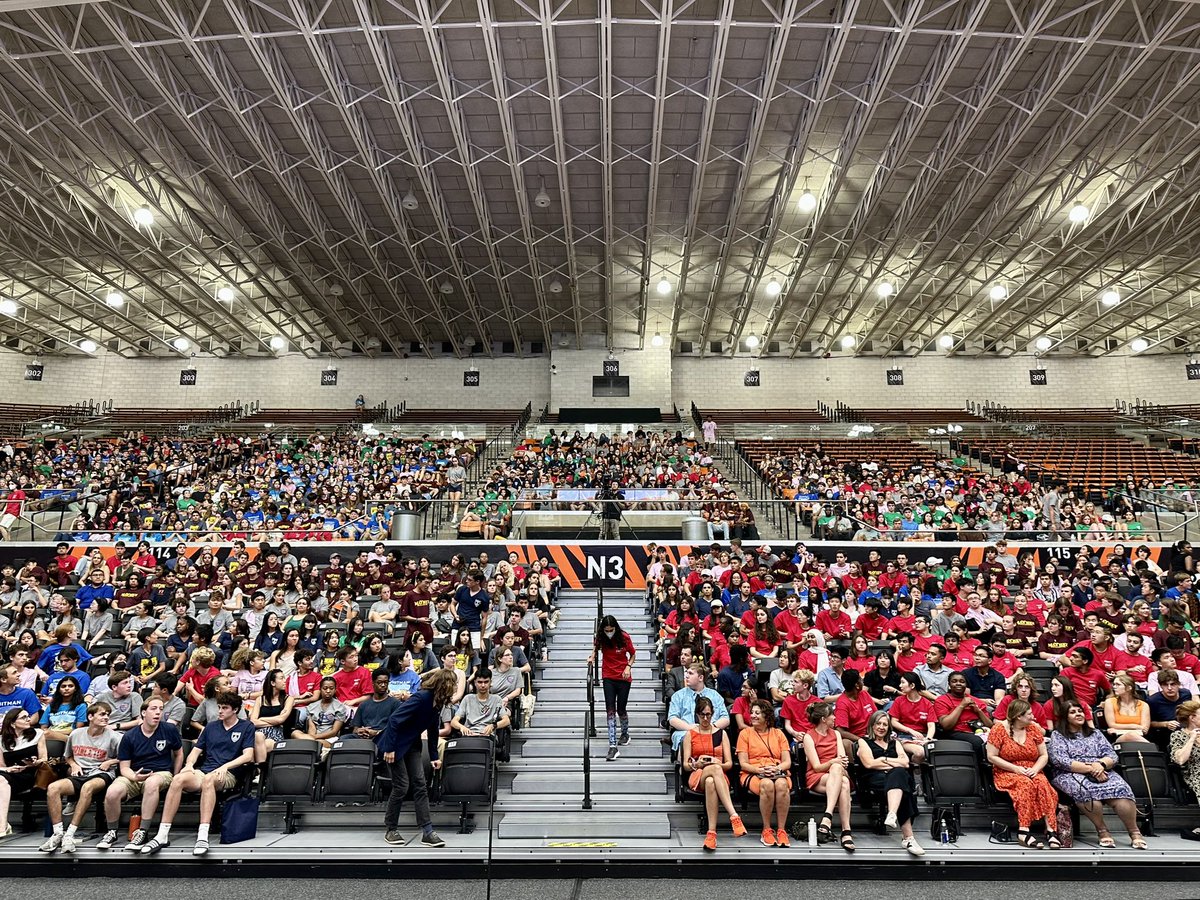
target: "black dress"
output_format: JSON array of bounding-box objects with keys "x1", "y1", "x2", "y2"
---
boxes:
[{"x1": 861, "y1": 737, "x2": 918, "y2": 825}]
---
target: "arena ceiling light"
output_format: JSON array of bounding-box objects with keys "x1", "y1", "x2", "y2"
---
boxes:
[
  {"x1": 133, "y1": 205, "x2": 155, "y2": 227},
  {"x1": 269, "y1": 335, "x2": 287, "y2": 352},
  {"x1": 1068, "y1": 203, "x2": 1090, "y2": 223},
  {"x1": 79, "y1": 339, "x2": 98, "y2": 354},
  {"x1": 876, "y1": 281, "x2": 894, "y2": 298},
  {"x1": 1101, "y1": 289, "x2": 1121, "y2": 307},
  {"x1": 217, "y1": 286, "x2": 236, "y2": 302},
  {"x1": 1130, "y1": 337, "x2": 1149, "y2": 353},
  {"x1": 989, "y1": 284, "x2": 1008, "y2": 301},
  {"x1": 0, "y1": 298, "x2": 16, "y2": 316},
  {"x1": 172, "y1": 336, "x2": 190, "y2": 352},
  {"x1": 797, "y1": 190, "x2": 817, "y2": 213},
  {"x1": 1035, "y1": 336, "x2": 1053, "y2": 351},
  {"x1": 745, "y1": 334, "x2": 760, "y2": 349},
  {"x1": 938, "y1": 334, "x2": 955, "y2": 349},
  {"x1": 840, "y1": 335, "x2": 856, "y2": 350},
  {"x1": 656, "y1": 277, "x2": 672, "y2": 295},
  {"x1": 105, "y1": 291, "x2": 124, "y2": 308},
  {"x1": 765, "y1": 278, "x2": 782, "y2": 297},
  {"x1": 650, "y1": 332, "x2": 664, "y2": 347}
]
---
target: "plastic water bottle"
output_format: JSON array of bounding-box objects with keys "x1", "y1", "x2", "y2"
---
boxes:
[
  {"x1": 807, "y1": 817, "x2": 817, "y2": 847},
  {"x1": 940, "y1": 823, "x2": 950, "y2": 846}
]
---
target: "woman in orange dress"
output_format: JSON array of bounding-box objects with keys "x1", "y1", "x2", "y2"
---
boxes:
[
  {"x1": 985, "y1": 698, "x2": 1060, "y2": 848},
  {"x1": 682, "y1": 696, "x2": 745, "y2": 851},
  {"x1": 736, "y1": 699, "x2": 792, "y2": 848}
]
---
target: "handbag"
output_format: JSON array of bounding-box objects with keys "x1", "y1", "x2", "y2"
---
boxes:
[
  {"x1": 219, "y1": 795, "x2": 260, "y2": 844},
  {"x1": 1054, "y1": 803, "x2": 1074, "y2": 849},
  {"x1": 988, "y1": 821, "x2": 1012, "y2": 843},
  {"x1": 33, "y1": 761, "x2": 61, "y2": 791},
  {"x1": 520, "y1": 692, "x2": 536, "y2": 728}
]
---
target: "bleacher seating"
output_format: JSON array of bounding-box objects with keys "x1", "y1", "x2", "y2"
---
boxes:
[
  {"x1": 240, "y1": 408, "x2": 374, "y2": 427},
  {"x1": 955, "y1": 436, "x2": 1200, "y2": 498},
  {"x1": 699, "y1": 408, "x2": 830, "y2": 426},
  {"x1": 739, "y1": 438, "x2": 942, "y2": 485},
  {"x1": 400, "y1": 408, "x2": 524, "y2": 425},
  {"x1": 848, "y1": 408, "x2": 986, "y2": 425}
]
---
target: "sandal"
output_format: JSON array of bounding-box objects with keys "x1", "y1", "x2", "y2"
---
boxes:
[
  {"x1": 1097, "y1": 829, "x2": 1116, "y2": 849},
  {"x1": 840, "y1": 830, "x2": 856, "y2": 852},
  {"x1": 816, "y1": 812, "x2": 834, "y2": 844},
  {"x1": 1131, "y1": 832, "x2": 1147, "y2": 850},
  {"x1": 1046, "y1": 833, "x2": 1062, "y2": 850},
  {"x1": 1016, "y1": 830, "x2": 1044, "y2": 849}
]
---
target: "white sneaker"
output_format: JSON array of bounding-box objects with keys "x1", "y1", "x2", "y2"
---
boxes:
[
  {"x1": 60, "y1": 833, "x2": 77, "y2": 854},
  {"x1": 884, "y1": 812, "x2": 899, "y2": 831},
  {"x1": 903, "y1": 837, "x2": 926, "y2": 857},
  {"x1": 38, "y1": 833, "x2": 63, "y2": 853},
  {"x1": 96, "y1": 829, "x2": 119, "y2": 851}
]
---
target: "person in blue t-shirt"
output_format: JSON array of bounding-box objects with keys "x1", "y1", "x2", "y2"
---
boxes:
[
  {"x1": 41, "y1": 649, "x2": 91, "y2": 702},
  {"x1": 98, "y1": 697, "x2": 183, "y2": 852},
  {"x1": 0, "y1": 664, "x2": 42, "y2": 723},
  {"x1": 143, "y1": 690, "x2": 256, "y2": 856},
  {"x1": 452, "y1": 573, "x2": 490, "y2": 651}
]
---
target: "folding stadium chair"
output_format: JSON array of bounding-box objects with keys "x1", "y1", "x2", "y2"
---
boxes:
[
  {"x1": 260, "y1": 740, "x2": 320, "y2": 833},
  {"x1": 921, "y1": 740, "x2": 984, "y2": 838},
  {"x1": 1021, "y1": 659, "x2": 1057, "y2": 696},
  {"x1": 321, "y1": 737, "x2": 377, "y2": 806},
  {"x1": 1116, "y1": 740, "x2": 1179, "y2": 836},
  {"x1": 437, "y1": 736, "x2": 496, "y2": 834}
]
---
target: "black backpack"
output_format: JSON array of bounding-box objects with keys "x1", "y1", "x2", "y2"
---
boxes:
[{"x1": 930, "y1": 806, "x2": 960, "y2": 843}]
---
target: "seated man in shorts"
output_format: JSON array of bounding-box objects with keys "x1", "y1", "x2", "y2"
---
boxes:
[
  {"x1": 39, "y1": 701, "x2": 122, "y2": 854},
  {"x1": 98, "y1": 697, "x2": 183, "y2": 851},
  {"x1": 143, "y1": 691, "x2": 256, "y2": 856}
]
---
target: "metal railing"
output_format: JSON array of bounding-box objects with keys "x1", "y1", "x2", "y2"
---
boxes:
[{"x1": 582, "y1": 586, "x2": 603, "y2": 811}]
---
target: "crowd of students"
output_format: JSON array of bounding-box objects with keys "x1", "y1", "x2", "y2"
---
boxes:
[
  {"x1": 753, "y1": 441, "x2": 1147, "y2": 543},
  {"x1": 0, "y1": 432, "x2": 478, "y2": 544},
  {"x1": 0, "y1": 539, "x2": 559, "y2": 852},
  {"x1": 653, "y1": 538, "x2": 1200, "y2": 852},
  {"x1": 457, "y1": 428, "x2": 753, "y2": 540}
]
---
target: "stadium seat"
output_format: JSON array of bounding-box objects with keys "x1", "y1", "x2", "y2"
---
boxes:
[
  {"x1": 260, "y1": 740, "x2": 320, "y2": 833},
  {"x1": 320, "y1": 737, "x2": 378, "y2": 805},
  {"x1": 437, "y1": 735, "x2": 496, "y2": 834},
  {"x1": 921, "y1": 740, "x2": 984, "y2": 834}
]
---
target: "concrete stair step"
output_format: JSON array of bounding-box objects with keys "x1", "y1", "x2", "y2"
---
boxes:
[
  {"x1": 518, "y1": 739, "x2": 665, "y2": 759},
  {"x1": 528, "y1": 712, "x2": 661, "y2": 729},
  {"x1": 536, "y1": 686, "x2": 659, "y2": 703},
  {"x1": 536, "y1": 671, "x2": 659, "y2": 685},
  {"x1": 497, "y1": 812, "x2": 671, "y2": 839},
  {"x1": 509, "y1": 771, "x2": 667, "y2": 795}
]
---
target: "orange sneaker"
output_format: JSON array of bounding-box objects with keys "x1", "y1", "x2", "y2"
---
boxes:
[
  {"x1": 731, "y1": 816, "x2": 747, "y2": 837},
  {"x1": 760, "y1": 828, "x2": 776, "y2": 847},
  {"x1": 703, "y1": 831, "x2": 717, "y2": 852},
  {"x1": 776, "y1": 828, "x2": 790, "y2": 848}
]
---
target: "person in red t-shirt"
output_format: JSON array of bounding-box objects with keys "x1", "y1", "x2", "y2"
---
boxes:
[
  {"x1": 987, "y1": 637, "x2": 1021, "y2": 681},
  {"x1": 1119, "y1": 634, "x2": 1152, "y2": 685},
  {"x1": 933, "y1": 671, "x2": 993, "y2": 758},
  {"x1": 834, "y1": 670, "x2": 876, "y2": 742},
  {"x1": 942, "y1": 634, "x2": 975, "y2": 671},
  {"x1": 1061, "y1": 647, "x2": 1111, "y2": 709},
  {"x1": 814, "y1": 596, "x2": 853, "y2": 641},
  {"x1": 893, "y1": 633, "x2": 923, "y2": 673},
  {"x1": 995, "y1": 673, "x2": 1050, "y2": 729},
  {"x1": 331, "y1": 646, "x2": 372, "y2": 706},
  {"x1": 780, "y1": 671, "x2": 819, "y2": 743},
  {"x1": 855, "y1": 600, "x2": 888, "y2": 641},
  {"x1": 891, "y1": 672, "x2": 936, "y2": 763},
  {"x1": 178, "y1": 647, "x2": 221, "y2": 707},
  {"x1": 1068, "y1": 626, "x2": 1126, "y2": 677},
  {"x1": 772, "y1": 595, "x2": 809, "y2": 652}
]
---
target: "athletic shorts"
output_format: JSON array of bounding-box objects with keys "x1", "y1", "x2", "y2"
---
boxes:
[{"x1": 65, "y1": 771, "x2": 115, "y2": 793}]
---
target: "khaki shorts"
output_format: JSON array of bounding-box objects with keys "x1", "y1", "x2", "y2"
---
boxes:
[
  {"x1": 205, "y1": 770, "x2": 237, "y2": 790},
  {"x1": 114, "y1": 771, "x2": 173, "y2": 797}
]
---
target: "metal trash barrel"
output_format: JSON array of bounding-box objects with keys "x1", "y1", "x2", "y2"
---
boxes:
[
  {"x1": 681, "y1": 516, "x2": 709, "y2": 542},
  {"x1": 391, "y1": 510, "x2": 422, "y2": 541}
]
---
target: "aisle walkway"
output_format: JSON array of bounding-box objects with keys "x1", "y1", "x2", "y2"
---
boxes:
[{"x1": 495, "y1": 588, "x2": 675, "y2": 840}]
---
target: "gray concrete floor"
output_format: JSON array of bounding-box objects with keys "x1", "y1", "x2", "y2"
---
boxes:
[{"x1": 10, "y1": 880, "x2": 1200, "y2": 900}]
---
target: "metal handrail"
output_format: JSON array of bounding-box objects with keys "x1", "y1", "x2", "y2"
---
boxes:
[{"x1": 582, "y1": 585, "x2": 604, "y2": 811}]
